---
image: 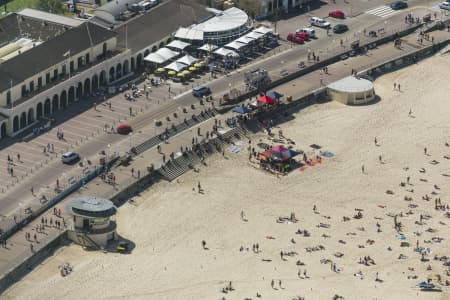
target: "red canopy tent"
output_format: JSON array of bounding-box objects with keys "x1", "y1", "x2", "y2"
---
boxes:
[{"x1": 257, "y1": 95, "x2": 275, "y2": 104}]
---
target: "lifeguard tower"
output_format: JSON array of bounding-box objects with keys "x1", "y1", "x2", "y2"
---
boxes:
[{"x1": 67, "y1": 196, "x2": 117, "y2": 249}]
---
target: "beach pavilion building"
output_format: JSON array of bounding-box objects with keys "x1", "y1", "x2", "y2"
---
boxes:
[
  {"x1": 67, "y1": 196, "x2": 118, "y2": 248},
  {"x1": 174, "y1": 7, "x2": 252, "y2": 46},
  {"x1": 327, "y1": 76, "x2": 376, "y2": 105}
]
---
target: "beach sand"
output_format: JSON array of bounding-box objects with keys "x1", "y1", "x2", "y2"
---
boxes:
[{"x1": 3, "y1": 55, "x2": 450, "y2": 300}]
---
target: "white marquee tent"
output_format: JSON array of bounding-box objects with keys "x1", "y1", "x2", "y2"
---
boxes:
[{"x1": 144, "y1": 47, "x2": 179, "y2": 64}]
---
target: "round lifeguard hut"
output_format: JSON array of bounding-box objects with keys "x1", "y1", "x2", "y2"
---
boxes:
[
  {"x1": 327, "y1": 76, "x2": 375, "y2": 105},
  {"x1": 67, "y1": 196, "x2": 117, "y2": 248}
]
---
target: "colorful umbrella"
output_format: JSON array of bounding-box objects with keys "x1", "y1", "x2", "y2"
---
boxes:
[
  {"x1": 156, "y1": 67, "x2": 165, "y2": 73},
  {"x1": 271, "y1": 145, "x2": 289, "y2": 153},
  {"x1": 257, "y1": 95, "x2": 275, "y2": 104},
  {"x1": 189, "y1": 66, "x2": 197, "y2": 71},
  {"x1": 168, "y1": 70, "x2": 176, "y2": 76}
]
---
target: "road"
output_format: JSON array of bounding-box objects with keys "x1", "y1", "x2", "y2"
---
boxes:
[{"x1": 0, "y1": 0, "x2": 446, "y2": 229}]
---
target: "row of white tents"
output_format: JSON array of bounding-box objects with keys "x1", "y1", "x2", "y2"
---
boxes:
[{"x1": 143, "y1": 26, "x2": 274, "y2": 70}]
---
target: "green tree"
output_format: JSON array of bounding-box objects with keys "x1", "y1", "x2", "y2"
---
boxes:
[
  {"x1": 234, "y1": 0, "x2": 263, "y2": 18},
  {"x1": 37, "y1": 0, "x2": 64, "y2": 14}
]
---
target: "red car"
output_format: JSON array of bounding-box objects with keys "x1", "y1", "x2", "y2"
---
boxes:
[
  {"x1": 329, "y1": 10, "x2": 345, "y2": 19},
  {"x1": 117, "y1": 124, "x2": 133, "y2": 134},
  {"x1": 287, "y1": 33, "x2": 305, "y2": 44},
  {"x1": 294, "y1": 31, "x2": 309, "y2": 40}
]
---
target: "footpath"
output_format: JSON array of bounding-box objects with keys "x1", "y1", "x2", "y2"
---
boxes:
[{"x1": 0, "y1": 27, "x2": 449, "y2": 293}]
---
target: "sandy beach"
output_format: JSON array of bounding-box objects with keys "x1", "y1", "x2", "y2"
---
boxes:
[{"x1": 3, "y1": 54, "x2": 450, "y2": 300}]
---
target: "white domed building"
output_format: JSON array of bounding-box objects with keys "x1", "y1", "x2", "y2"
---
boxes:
[
  {"x1": 175, "y1": 7, "x2": 251, "y2": 46},
  {"x1": 327, "y1": 76, "x2": 376, "y2": 105}
]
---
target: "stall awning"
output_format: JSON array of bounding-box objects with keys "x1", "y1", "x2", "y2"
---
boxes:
[
  {"x1": 176, "y1": 54, "x2": 199, "y2": 66},
  {"x1": 235, "y1": 36, "x2": 254, "y2": 44},
  {"x1": 257, "y1": 95, "x2": 275, "y2": 104},
  {"x1": 254, "y1": 26, "x2": 274, "y2": 35},
  {"x1": 214, "y1": 48, "x2": 240, "y2": 57},
  {"x1": 174, "y1": 27, "x2": 204, "y2": 41},
  {"x1": 198, "y1": 44, "x2": 218, "y2": 52},
  {"x1": 246, "y1": 31, "x2": 265, "y2": 40},
  {"x1": 144, "y1": 48, "x2": 179, "y2": 64},
  {"x1": 224, "y1": 41, "x2": 247, "y2": 50},
  {"x1": 165, "y1": 61, "x2": 187, "y2": 72},
  {"x1": 166, "y1": 40, "x2": 191, "y2": 51}
]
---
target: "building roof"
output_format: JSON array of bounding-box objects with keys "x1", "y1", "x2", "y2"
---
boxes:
[
  {"x1": 95, "y1": 0, "x2": 141, "y2": 19},
  {"x1": 114, "y1": 0, "x2": 212, "y2": 52},
  {"x1": 69, "y1": 196, "x2": 117, "y2": 218},
  {"x1": 235, "y1": 35, "x2": 254, "y2": 44},
  {"x1": 327, "y1": 76, "x2": 374, "y2": 93},
  {"x1": 193, "y1": 7, "x2": 248, "y2": 33},
  {"x1": 0, "y1": 13, "x2": 70, "y2": 47},
  {"x1": 246, "y1": 31, "x2": 265, "y2": 39},
  {"x1": 0, "y1": 22, "x2": 116, "y2": 93},
  {"x1": 17, "y1": 8, "x2": 84, "y2": 27}
]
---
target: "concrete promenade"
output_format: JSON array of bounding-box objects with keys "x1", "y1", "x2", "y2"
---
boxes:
[
  {"x1": 0, "y1": 26, "x2": 448, "y2": 292},
  {"x1": 0, "y1": 7, "x2": 443, "y2": 234}
]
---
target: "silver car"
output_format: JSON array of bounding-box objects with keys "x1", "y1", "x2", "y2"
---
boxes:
[
  {"x1": 439, "y1": 1, "x2": 450, "y2": 10},
  {"x1": 62, "y1": 151, "x2": 80, "y2": 164}
]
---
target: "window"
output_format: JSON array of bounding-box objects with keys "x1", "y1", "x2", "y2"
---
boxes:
[
  {"x1": 70, "y1": 61, "x2": 74, "y2": 73},
  {"x1": 29, "y1": 81, "x2": 34, "y2": 92},
  {"x1": 77, "y1": 56, "x2": 83, "y2": 68},
  {"x1": 85, "y1": 53, "x2": 90, "y2": 64},
  {"x1": 21, "y1": 84, "x2": 26, "y2": 97},
  {"x1": 53, "y1": 69, "x2": 58, "y2": 81},
  {"x1": 45, "y1": 73, "x2": 50, "y2": 84},
  {"x1": 6, "y1": 91, "x2": 11, "y2": 106},
  {"x1": 61, "y1": 65, "x2": 67, "y2": 77},
  {"x1": 38, "y1": 77, "x2": 42, "y2": 89}
]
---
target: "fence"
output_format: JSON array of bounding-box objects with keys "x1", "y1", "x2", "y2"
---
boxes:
[{"x1": 0, "y1": 156, "x2": 120, "y2": 242}]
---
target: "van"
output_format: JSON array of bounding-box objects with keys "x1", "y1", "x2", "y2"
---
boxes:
[
  {"x1": 296, "y1": 28, "x2": 316, "y2": 38},
  {"x1": 309, "y1": 17, "x2": 331, "y2": 28}
]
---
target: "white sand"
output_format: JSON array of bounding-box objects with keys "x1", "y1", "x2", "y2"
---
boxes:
[{"x1": 4, "y1": 55, "x2": 450, "y2": 300}]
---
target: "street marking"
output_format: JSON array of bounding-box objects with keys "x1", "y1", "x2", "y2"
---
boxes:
[{"x1": 365, "y1": 6, "x2": 397, "y2": 18}]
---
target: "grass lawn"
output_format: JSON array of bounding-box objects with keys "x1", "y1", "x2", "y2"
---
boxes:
[{"x1": 1, "y1": 0, "x2": 38, "y2": 16}]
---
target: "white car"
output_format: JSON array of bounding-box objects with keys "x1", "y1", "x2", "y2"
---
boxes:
[
  {"x1": 439, "y1": 1, "x2": 450, "y2": 10},
  {"x1": 296, "y1": 27, "x2": 316, "y2": 38},
  {"x1": 62, "y1": 151, "x2": 80, "y2": 164},
  {"x1": 310, "y1": 17, "x2": 331, "y2": 28}
]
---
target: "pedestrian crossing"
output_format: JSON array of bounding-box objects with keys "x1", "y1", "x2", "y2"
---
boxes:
[{"x1": 365, "y1": 6, "x2": 397, "y2": 18}]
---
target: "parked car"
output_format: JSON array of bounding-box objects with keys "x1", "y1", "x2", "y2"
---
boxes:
[
  {"x1": 310, "y1": 17, "x2": 331, "y2": 28},
  {"x1": 287, "y1": 34, "x2": 305, "y2": 44},
  {"x1": 292, "y1": 31, "x2": 309, "y2": 40},
  {"x1": 329, "y1": 10, "x2": 345, "y2": 19},
  {"x1": 333, "y1": 24, "x2": 349, "y2": 34},
  {"x1": 192, "y1": 86, "x2": 211, "y2": 97},
  {"x1": 62, "y1": 151, "x2": 80, "y2": 164},
  {"x1": 439, "y1": 1, "x2": 450, "y2": 10},
  {"x1": 117, "y1": 124, "x2": 133, "y2": 134},
  {"x1": 296, "y1": 27, "x2": 316, "y2": 38},
  {"x1": 390, "y1": 1, "x2": 408, "y2": 10}
]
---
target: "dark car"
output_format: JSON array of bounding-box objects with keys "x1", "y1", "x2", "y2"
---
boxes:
[
  {"x1": 329, "y1": 10, "x2": 345, "y2": 19},
  {"x1": 192, "y1": 86, "x2": 211, "y2": 97},
  {"x1": 390, "y1": 1, "x2": 408, "y2": 10},
  {"x1": 117, "y1": 124, "x2": 133, "y2": 134},
  {"x1": 333, "y1": 24, "x2": 348, "y2": 34}
]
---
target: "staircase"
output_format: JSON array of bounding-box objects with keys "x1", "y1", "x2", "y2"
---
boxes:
[
  {"x1": 132, "y1": 108, "x2": 218, "y2": 156},
  {"x1": 156, "y1": 126, "x2": 246, "y2": 182},
  {"x1": 76, "y1": 233, "x2": 101, "y2": 250}
]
